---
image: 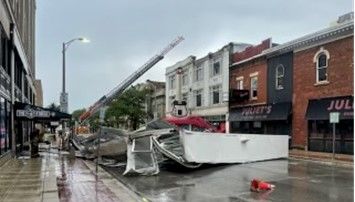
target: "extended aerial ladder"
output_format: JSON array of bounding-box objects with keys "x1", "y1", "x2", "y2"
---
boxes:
[{"x1": 79, "y1": 36, "x2": 184, "y2": 122}]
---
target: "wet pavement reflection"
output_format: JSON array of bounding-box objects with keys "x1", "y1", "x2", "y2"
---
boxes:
[
  {"x1": 104, "y1": 159, "x2": 354, "y2": 202},
  {"x1": 0, "y1": 149, "x2": 132, "y2": 202},
  {"x1": 0, "y1": 153, "x2": 57, "y2": 202},
  {"x1": 56, "y1": 152, "x2": 123, "y2": 202}
]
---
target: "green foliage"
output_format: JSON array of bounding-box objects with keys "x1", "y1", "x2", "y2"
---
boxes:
[
  {"x1": 47, "y1": 102, "x2": 60, "y2": 111},
  {"x1": 88, "y1": 112, "x2": 100, "y2": 132},
  {"x1": 106, "y1": 86, "x2": 148, "y2": 130},
  {"x1": 71, "y1": 108, "x2": 86, "y2": 122}
]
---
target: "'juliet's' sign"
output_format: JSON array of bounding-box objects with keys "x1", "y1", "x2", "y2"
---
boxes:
[
  {"x1": 241, "y1": 105, "x2": 272, "y2": 116},
  {"x1": 229, "y1": 102, "x2": 291, "y2": 122}
]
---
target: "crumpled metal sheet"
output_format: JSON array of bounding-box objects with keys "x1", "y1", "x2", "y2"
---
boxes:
[
  {"x1": 72, "y1": 127, "x2": 127, "y2": 159},
  {"x1": 123, "y1": 136, "x2": 159, "y2": 176}
]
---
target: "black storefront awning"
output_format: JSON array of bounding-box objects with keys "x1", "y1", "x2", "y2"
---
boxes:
[
  {"x1": 306, "y1": 96, "x2": 353, "y2": 120},
  {"x1": 229, "y1": 102, "x2": 291, "y2": 122},
  {"x1": 14, "y1": 102, "x2": 71, "y2": 121}
]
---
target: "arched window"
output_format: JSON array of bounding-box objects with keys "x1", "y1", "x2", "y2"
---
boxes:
[
  {"x1": 314, "y1": 48, "x2": 330, "y2": 83},
  {"x1": 275, "y1": 64, "x2": 284, "y2": 89}
]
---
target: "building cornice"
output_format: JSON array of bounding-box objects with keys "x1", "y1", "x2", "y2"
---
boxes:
[
  {"x1": 165, "y1": 56, "x2": 195, "y2": 75},
  {"x1": 264, "y1": 21, "x2": 354, "y2": 57},
  {"x1": 230, "y1": 21, "x2": 354, "y2": 68}
]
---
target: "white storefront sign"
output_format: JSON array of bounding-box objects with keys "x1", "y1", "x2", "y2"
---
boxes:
[{"x1": 329, "y1": 112, "x2": 340, "y2": 123}]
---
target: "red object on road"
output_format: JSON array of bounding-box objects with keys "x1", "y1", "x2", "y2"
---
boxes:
[{"x1": 250, "y1": 179, "x2": 275, "y2": 192}]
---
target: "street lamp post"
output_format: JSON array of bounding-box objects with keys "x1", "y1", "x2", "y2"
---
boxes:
[{"x1": 60, "y1": 37, "x2": 90, "y2": 113}]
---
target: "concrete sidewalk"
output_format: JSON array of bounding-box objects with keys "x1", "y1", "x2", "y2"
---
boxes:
[
  {"x1": 0, "y1": 149, "x2": 140, "y2": 202},
  {"x1": 289, "y1": 149, "x2": 353, "y2": 167},
  {"x1": 0, "y1": 152, "x2": 59, "y2": 202}
]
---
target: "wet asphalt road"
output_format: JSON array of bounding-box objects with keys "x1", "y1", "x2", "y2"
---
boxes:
[{"x1": 103, "y1": 159, "x2": 353, "y2": 202}]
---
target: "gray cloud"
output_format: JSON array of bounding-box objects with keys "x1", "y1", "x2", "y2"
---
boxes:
[{"x1": 36, "y1": 0, "x2": 352, "y2": 112}]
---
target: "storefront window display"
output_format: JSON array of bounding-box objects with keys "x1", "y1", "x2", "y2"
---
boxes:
[{"x1": 0, "y1": 97, "x2": 9, "y2": 155}]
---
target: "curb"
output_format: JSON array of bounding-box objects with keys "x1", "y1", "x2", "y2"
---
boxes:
[
  {"x1": 289, "y1": 156, "x2": 353, "y2": 168},
  {"x1": 101, "y1": 166, "x2": 152, "y2": 202},
  {"x1": 82, "y1": 160, "x2": 146, "y2": 202}
]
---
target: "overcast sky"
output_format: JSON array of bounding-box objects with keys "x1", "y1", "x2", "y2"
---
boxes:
[{"x1": 36, "y1": 0, "x2": 353, "y2": 112}]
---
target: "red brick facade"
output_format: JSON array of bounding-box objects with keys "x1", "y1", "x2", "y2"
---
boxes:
[
  {"x1": 292, "y1": 36, "x2": 354, "y2": 149},
  {"x1": 230, "y1": 57, "x2": 267, "y2": 108},
  {"x1": 229, "y1": 39, "x2": 271, "y2": 108},
  {"x1": 233, "y1": 39, "x2": 271, "y2": 62}
]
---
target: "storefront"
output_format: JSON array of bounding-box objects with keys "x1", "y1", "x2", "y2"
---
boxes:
[
  {"x1": 229, "y1": 102, "x2": 292, "y2": 135},
  {"x1": 14, "y1": 102, "x2": 71, "y2": 153},
  {"x1": 0, "y1": 97, "x2": 11, "y2": 156},
  {"x1": 204, "y1": 115, "x2": 226, "y2": 132},
  {"x1": 306, "y1": 96, "x2": 353, "y2": 154}
]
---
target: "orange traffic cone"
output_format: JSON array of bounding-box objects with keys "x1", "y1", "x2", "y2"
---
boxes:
[{"x1": 250, "y1": 179, "x2": 275, "y2": 192}]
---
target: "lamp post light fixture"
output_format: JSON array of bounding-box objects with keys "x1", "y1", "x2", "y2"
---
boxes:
[{"x1": 60, "y1": 37, "x2": 90, "y2": 113}]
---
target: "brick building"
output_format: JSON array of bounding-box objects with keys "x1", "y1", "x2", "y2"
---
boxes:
[
  {"x1": 229, "y1": 39, "x2": 291, "y2": 134},
  {"x1": 144, "y1": 80, "x2": 166, "y2": 121},
  {"x1": 293, "y1": 26, "x2": 353, "y2": 153},
  {"x1": 229, "y1": 13, "x2": 353, "y2": 155},
  {"x1": 263, "y1": 13, "x2": 353, "y2": 154}
]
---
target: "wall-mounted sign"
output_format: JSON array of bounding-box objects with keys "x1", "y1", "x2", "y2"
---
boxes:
[
  {"x1": 50, "y1": 121, "x2": 60, "y2": 126},
  {"x1": 306, "y1": 96, "x2": 353, "y2": 120},
  {"x1": 16, "y1": 109, "x2": 53, "y2": 119},
  {"x1": 229, "y1": 102, "x2": 291, "y2": 122},
  {"x1": 229, "y1": 89, "x2": 249, "y2": 103},
  {"x1": 329, "y1": 112, "x2": 340, "y2": 123},
  {"x1": 14, "y1": 102, "x2": 71, "y2": 121}
]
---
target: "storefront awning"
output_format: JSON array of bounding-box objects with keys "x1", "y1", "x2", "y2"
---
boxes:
[
  {"x1": 14, "y1": 102, "x2": 71, "y2": 121},
  {"x1": 229, "y1": 102, "x2": 291, "y2": 122},
  {"x1": 306, "y1": 96, "x2": 353, "y2": 120}
]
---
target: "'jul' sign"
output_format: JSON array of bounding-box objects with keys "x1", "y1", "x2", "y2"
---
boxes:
[
  {"x1": 327, "y1": 99, "x2": 353, "y2": 111},
  {"x1": 306, "y1": 96, "x2": 354, "y2": 120}
]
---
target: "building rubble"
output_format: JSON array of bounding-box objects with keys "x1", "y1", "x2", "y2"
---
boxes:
[{"x1": 72, "y1": 119, "x2": 288, "y2": 175}]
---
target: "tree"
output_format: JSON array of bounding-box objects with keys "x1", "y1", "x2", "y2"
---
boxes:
[
  {"x1": 47, "y1": 102, "x2": 60, "y2": 111},
  {"x1": 71, "y1": 108, "x2": 86, "y2": 122},
  {"x1": 106, "y1": 86, "x2": 147, "y2": 130}
]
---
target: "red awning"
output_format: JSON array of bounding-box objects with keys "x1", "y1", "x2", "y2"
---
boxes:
[{"x1": 165, "y1": 116, "x2": 217, "y2": 132}]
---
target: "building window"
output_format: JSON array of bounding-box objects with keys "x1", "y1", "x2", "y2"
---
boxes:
[
  {"x1": 250, "y1": 76, "x2": 258, "y2": 99},
  {"x1": 275, "y1": 64, "x2": 284, "y2": 89},
  {"x1": 169, "y1": 75, "x2": 175, "y2": 89},
  {"x1": 236, "y1": 77, "x2": 243, "y2": 90},
  {"x1": 193, "y1": 90, "x2": 203, "y2": 107},
  {"x1": 194, "y1": 65, "x2": 203, "y2": 82},
  {"x1": 211, "y1": 61, "x2": 221, "y2": 77},
  {"x1": 210, "y1": 85, "x2": 222, "y2": 105},
  {"x1": 182, "y1": 72, "x2": 188, "y2": 86},
  {"x1": 313, "y1": 48, "x2": 330, "y2": 84},
  {"x1": 316, "y1": 54, "x2": 328, "y2": 83}
]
